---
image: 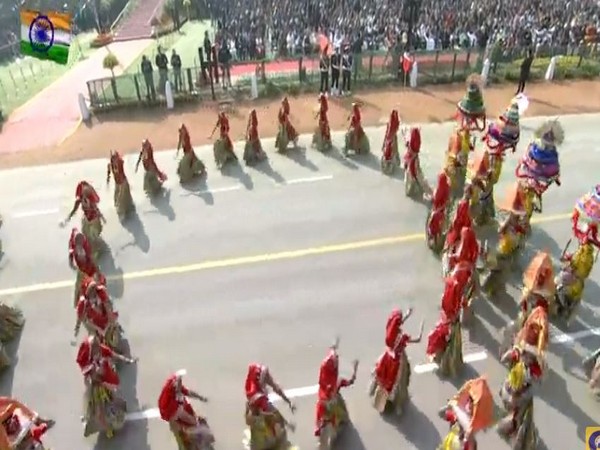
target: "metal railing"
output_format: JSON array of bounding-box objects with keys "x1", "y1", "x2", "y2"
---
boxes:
[{"x1": 86, "y1": 44, "x2": 600, "y2": 110}]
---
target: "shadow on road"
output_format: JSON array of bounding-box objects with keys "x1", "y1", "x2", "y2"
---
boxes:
[
  {"x1": 120, "y1": 211, "x2": 150, "y2": 253},
  {"x1": 0, "y1": 330, "x2": 23, "y2": 396},
  {"x1": 281, "y1": 147, "x2": 319, "y2": 172},
  {"x1": 180, "y1": 176, "x2": 214, "y2": 205},
  {"x1": 149, "y1": 189, "x2": 176, "y2": 221},
  {"x1": 322, "y1": 146, "x2": 358, "y2": 170},
  {"x1": 99, "y1": 245, "x2": 124, "y2": 300},
  {"x1": 221, "y1": 162, "x2": 254, "y2": 190},
  {"x1": 335, "y1": 422, "x2": 367, "y2": 450},
  {"x1": 251, "y1": 159, "x2": 286, "y2": 184},
  {"x1": 350, "y1": 152, "x2": 380, "y2": 173},
  {"x1": 383, "y1": 400, "x2": 441, "y2": 448}
]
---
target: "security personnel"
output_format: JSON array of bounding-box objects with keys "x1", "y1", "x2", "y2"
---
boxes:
[
  {"x1": 341, "y1": 46, "x2": 353, "y2": 95},
  {"x1": 330, "y1": 47, "x2": 340, "y2": 95},
  {"x1": 319, "y1": 48, "x2": 330, "y2": 94}
]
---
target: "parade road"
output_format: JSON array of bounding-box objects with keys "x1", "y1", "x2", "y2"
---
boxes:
[{"x1": 0, "y1": 114, "x2": 599, "y2": 449}]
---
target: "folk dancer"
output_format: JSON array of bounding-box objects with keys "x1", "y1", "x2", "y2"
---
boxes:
[
  {"x1": 403, "y1": 126, "x2": 431, "y2": 199},
  {"x1": 158, "y1": 371, "x2": 214, "y2": 449},
  {"x1": 312, "y1": 93, "x2": 332, "y2": 152},
  {"x1": 448, "y1": 226, "x2": 480, "y2": 323},
  {"x1": 515, "y1": 120, "x2": 564, "y2": 221},
  {"x1": 275, "y1": 97, "x2": 299, "y2": 152},
  {"x1": 315, "y1": 341, "x2": 358, "y2": 446},
  {"x1": 69, "y1": 228, "x2": 106, "y2": 306},
  {"x1": 483, "y1": 101, "x2": 520, "y2": 185},
  {"x1": 438, "y1": 376, "x2": 494, "y2": 450},
  {"x1": 442, "y1": 197, "x2": 472, "y2": 276},
  {"x1": 77, "y1": 335, "x2": 135, "y2": 438},
  {"x1": 210, "y1": 112, "x2": 237, "y2": 169},
  {"x1": 466, "y1": 150, "x2": 495, "y2": 226},
  {"x1": 135, "y1": 139, "x2": 167, "y2": 196},
  {"x1": 74, "y1": 280, "x2": 122, "y2": 350},
  {"x1": 243, "y1": 109, "x2": 267, "y2": 165},
  {"x1": 369, "y1": 309, "x2": 423, "y2": 416},
  {"x1": 498, "y1": 308, "x2": 547, "y2": 449},
  {"x1": 244, "y1": 363, "x2": 297, "y2": 450},
  {"x1": 380, "y1": 110, "x2": 401, "y2": 174},
  {"x1": 106, "y1": 150, "x2": 134, "y2": 219},
  {"x1": 343, "y1": 102, "x2": 369, "y2": 155},
  {"x1": 445, "y1": 74, "x2": 486, "y2": 198},
  {"x1": 0, "y1": 397, "x2": 54, "y2": 449},
  {"x1": 426, "y1": 277, "x2": 464, "y2": 377},
  {"x1": 556, "y1": 188, "x2": 600, "y2": 323},
  {"x1": 62, "y1": 181, "x2": 105, "y2": 258},
  {"x1": 480, "y1": 183, "x2": 529, "y2": 296},
  {"x1": 426, "y1": 171, "x2": 452, "y2": 253},
  {"x1": 176, "y1": 124, "x2": 206, "y2": 183}
]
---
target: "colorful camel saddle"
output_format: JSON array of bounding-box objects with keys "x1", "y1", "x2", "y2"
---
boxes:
[
  {"x1": 575, "y1": 185, "x2": 600, "y2": 224},
  {"x1": 518, "y1": 141, "x2": 560, "y2": 183}
]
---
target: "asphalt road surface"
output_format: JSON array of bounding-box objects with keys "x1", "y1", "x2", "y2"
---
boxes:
[{"x1": 0, "y1": 113, "x2": 599, "y2": 449}]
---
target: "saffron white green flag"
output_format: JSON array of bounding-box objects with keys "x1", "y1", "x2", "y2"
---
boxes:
[{"x1": 20, "y1": 9, "x2": 72, "y2": 65}]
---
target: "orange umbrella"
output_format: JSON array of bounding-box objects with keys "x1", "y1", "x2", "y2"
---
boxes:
[
  {"x1": 451, "y1": 376, "x2": 495, "y2": 433},
  {"x1": 522, "y1": 251, "x2": 555, "y2": 294}
]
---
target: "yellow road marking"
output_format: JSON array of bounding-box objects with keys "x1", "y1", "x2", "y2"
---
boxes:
[{"x1": 0, "y1": 212, "x2": 571, "y2": 297}]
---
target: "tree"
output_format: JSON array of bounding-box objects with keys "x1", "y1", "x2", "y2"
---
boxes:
[{"x1": 102, "y1": 52, "x2": 120, "y2": 102}]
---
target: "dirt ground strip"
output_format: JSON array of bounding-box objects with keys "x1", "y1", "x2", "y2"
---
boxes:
[{"x1": 1, "y1": 80, "x2": 599, "y2": 169}]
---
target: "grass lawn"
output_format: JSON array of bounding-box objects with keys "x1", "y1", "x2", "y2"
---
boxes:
[
  {"x1": 0, "y1": 32, "x2": 95, "y2": 116},
  {"x1": 125, "y1": 20, "x2": 213, "y2": 75}
]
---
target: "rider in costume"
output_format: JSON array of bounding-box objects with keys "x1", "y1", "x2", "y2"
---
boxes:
[
  {"x1": 427, "y1": 277, "x2": 464, "y2": 377},
  {"x1": 515, "y1": 120, "x2": 564, "y2": 220},
  {"x1": 176, "y1": 124, "x2": 206, "y2": 183},
  {"x1": 438, "y1": 376, "x2": 494, "y2": 450},
  {"x1": 136, "y1": 139, "x2": 167, "y2": 196},
  {"x1": 426, "y1": 171, "x2": 452, "y2": 253},
  {"x1": 107, "y1": 150, "x2": 134, "y2": 219},
  {"x1": 244, "y1": 363, "x2": 296, "y2": 449},
  {"x1": 0, "y1": 397, "x2": 54, "y2": 449},
  {"x1": 403, "y1": 127, "x2": 431, "y2": 198},
  {"x1": 312, "y1": 93, "x2": 332, "y2": 152},
  {"x1": 497, "y1": 182, "x2": 529, "y2": 261},
  {"x1": 445, "y1": 74, "x2": 486, "y2": 198},
  {"x1": 315, "y1": 342, "x2": 358, "y2": 442},
  {"x1": 244, "y1": 109, "x2": 267, "y2": 165},
  {"x1": 497, "y1": 307, "x2": 547, "y2": 449},
  {"x1": 77, "y1": 335, "x2": 135, "y2": 438},
  {"x1": 275, "y1": 97, "x2": 299, "y2": 152},
  {"x1": 63, "y1": 181, "x2": 105, "y2": 257},
  {"x1": 210, "y1": 112, "x2": 237, "y2": 169},
  {"x1": 518, "y1": 251, "x2": 556, "y2": 327},
  {"x1": 369, "y1": 309, "x2": 423, "y2": 416},
  {"x1": 344, "y1": 102, "x2": 369, "y2": 155},
  {"x1": 158, "y1": 371, "x2": 214, "y2": 449},
  {"x1": 69, "y1": 228, "x2": 106, "y2": 306},
  {"x1": 466, "y1": 150, "x2": 495, "y2": 226},
  {"x1": 483, "y1": 101, "x2": 520, "y2": 185},
  {"x1": 381, "y1": 110, "x2": 401, "y2": 174}
]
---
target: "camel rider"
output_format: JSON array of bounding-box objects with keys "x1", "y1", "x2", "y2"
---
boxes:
[
  {"x1": 136, "y1": 139, "x2": 167, "y2": 196},
  {"x1": 176, "y1": 124, "x2": 206, "y2": 182},
  {"x1": 466, "y1": 150, "x2": 495, "y2": 226},
  {"x1": 107, "y1": 150, "x2": 134, "y2": 219},
  {"x1": 483, "y1": 100, "x2": 520, "y2": 185},
  {"x1": 519, "y1": 251, "x2": 556, "y2": 326}
]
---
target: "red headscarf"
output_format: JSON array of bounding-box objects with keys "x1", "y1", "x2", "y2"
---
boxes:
[
  {"x1": 158, "y1": 374, "x2": 181, "y2": 421},
  {"x1": 385, "y1": 310, "x2": 403, "y2": 348},
  {"x1": 318, "y1": 350, "x2": 338, "y2": 400},
  {"x1": 407, "y1": 127, "x2": 421, "y2": 153},
  {"x1": 432, "y1": 172, "x2": 451, "y2": 209}
]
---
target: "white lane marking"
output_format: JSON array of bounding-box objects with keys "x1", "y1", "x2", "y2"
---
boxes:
[
  {"x1": 190, "y1": 185, "x2": 243, "y2": 195},
  {"x1": 11, "y1": 208, "x2": 59, "y2": 219},
  {"x1": 279, "y1": 175, "x2": 334, "y2": 185},
  {"x1": 123, "y1": 327, "x2": 599, "y2": 422}
]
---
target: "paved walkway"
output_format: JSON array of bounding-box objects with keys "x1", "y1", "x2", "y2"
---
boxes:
[{"x1": 0, "y1": 39, "x2": 152, "y2": 154}]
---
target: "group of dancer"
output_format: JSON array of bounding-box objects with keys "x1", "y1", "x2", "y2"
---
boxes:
[{"x1": 2, "y1": 78, "x2": 599, "y2": 449}]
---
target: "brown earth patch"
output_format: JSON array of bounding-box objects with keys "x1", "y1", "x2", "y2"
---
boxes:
[{"x1": 1, "y1": 80, "x2": 599, "y2": 169}]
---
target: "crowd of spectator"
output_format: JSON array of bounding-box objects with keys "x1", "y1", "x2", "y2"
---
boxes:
[{"x1": 205, "y1": 0, "x2": 600, "y2": 61}]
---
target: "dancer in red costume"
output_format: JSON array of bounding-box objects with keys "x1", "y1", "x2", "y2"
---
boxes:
[
  {"x1": 107, "y1": 150, "x2": 134, "y2": 219},
  {"x1": 343, "y1": 102, "x2": 370, "y2": 155},
  {"x1": 176, "y1": 124, "x2": 206, "y2": 183},
  {"x1": 77, "y1": 334, "x2": 135, "y2": 437},
  {"x1": 243, "y1": 109, "x2": 267, "y2": 165},
  {"x1": 426, "y1": 171, "x2": 452, "y2": 253},
  {"x1": 315, "y1": 341, "x2": 358, "y2": 447},
  {"x1": 0, "y1": 397, "x2": 54, "y2": 449},
  {"x1": 403, "y1": 126, "x2": 431, "y2": 198},
  {"x1": 442, "y1": 196, "x2": 473, "y2": 276},
  {"x1": 69, "y1": 228, "x2": 106, "y2": 306},
  {"x1": 62, "y1": 181, "x2": 105, "y2": 256},
  {"x1": 369, "y1": 309, "x2": 423, "y2": 416},
  {"x1": 244, "y1": 363, "x2": 296, "y2": 449},
  {"x1": 427, "y1": 276, "x2": 464, "y2": 377},
  {"x1": 449, "y1": 226, "x2": 480, "y2": 322},
  {"x1": 158, "y1": 371, "x2": 215, "y2": 449},
  {"x1": 380, "y1": 109, "x2": 400, "y2": 174},
  {"x1": 210, "y1": 112, "x2": 238, "y2": 169},
  {"x1": 136, "y1": 139, "x2": 167, "y2": 196},
  {"x1": 275, "y1": 97, "x2": 299, "y2": 152},
  {"x1": 312, "y1": 93, "x2": 332, "y2": 152}
]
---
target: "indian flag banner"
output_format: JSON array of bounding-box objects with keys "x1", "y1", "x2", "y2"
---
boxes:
[{"x1": 20, "y1": 9, "x2": 72, "y2": 65}]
